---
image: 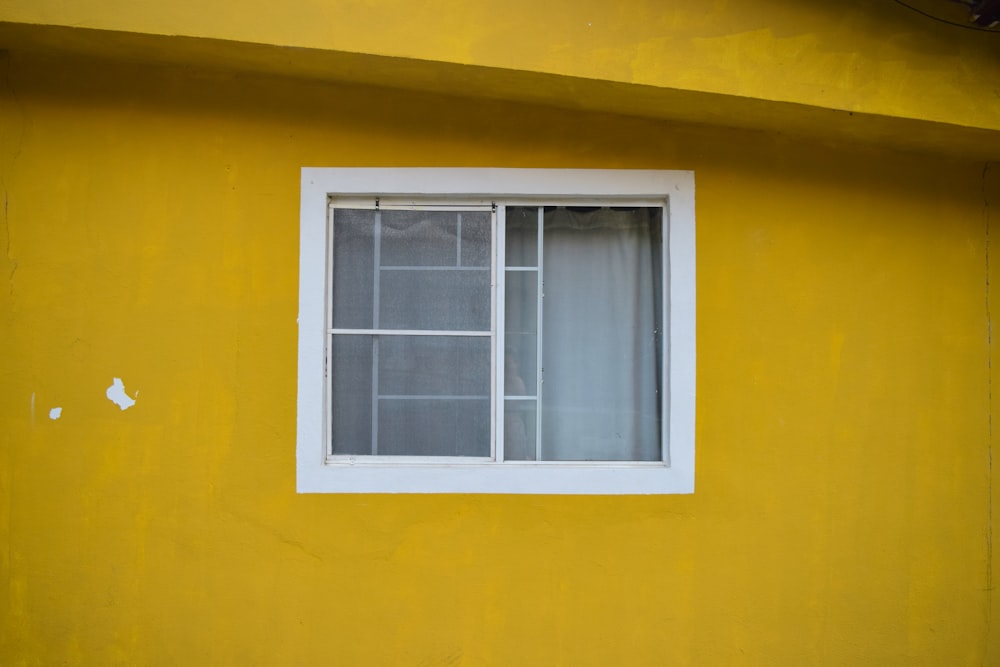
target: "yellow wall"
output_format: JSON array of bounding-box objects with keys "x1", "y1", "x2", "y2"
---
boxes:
[
  {"x1": 1, "y1": 48, "x2": 997, "y2": 664},
  {"x1": 3, "y1": 0, "x2": 1000, "y2": 132}
]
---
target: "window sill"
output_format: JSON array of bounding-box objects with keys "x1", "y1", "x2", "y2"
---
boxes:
[{"x1": 297, "y1": 458, "x2": 693, "y2": 494}]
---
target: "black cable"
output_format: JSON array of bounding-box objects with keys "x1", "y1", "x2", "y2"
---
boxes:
[{"x1": 890, "y1": 0, "x2": 1000, "y2": 32}]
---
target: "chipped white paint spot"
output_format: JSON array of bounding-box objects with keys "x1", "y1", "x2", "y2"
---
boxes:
[
  {"x1": 106, "y1": 377, "x2": 136, "y2": 411},
  {"x1": 49, "y1": 407, "x2": 62, "y2": 420}
]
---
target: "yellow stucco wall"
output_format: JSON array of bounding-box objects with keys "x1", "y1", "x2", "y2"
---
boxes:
[
  {"x1": 3, "y1": 0, "x2": 1000, "y2": 133},
  {"x1": 1, "y1": 48, "x2": 996, "y2": 664}
]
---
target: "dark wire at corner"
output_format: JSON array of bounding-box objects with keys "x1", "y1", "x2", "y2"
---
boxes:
[{"x1": 890, "y1": 0, "x2": 1000, "y2": 32}]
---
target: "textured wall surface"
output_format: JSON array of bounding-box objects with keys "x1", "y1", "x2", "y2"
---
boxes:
[
  {"x1": 0, "y1": 50, "x2": 996, "y2": 664},
  {"x1": 3, "y1": 0, "x2": 1000, "y2": 130}
]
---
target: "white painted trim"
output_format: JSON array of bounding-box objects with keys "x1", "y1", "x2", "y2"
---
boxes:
[
  {"x1": 534, "y1": 206, "x2": 545, "y2": 462},
  {"x1": 489, "y1": 207, "x2": 499, "y2": 462},
  {"x1": 297, "y1": 168, "x2": 696, "y2": 494},
  {"x1": 495, "y1": 204, "x2": 507, "y2": 463},
  {"x1": 298, "y1": 462, "x2": 684, "y2": 495}
]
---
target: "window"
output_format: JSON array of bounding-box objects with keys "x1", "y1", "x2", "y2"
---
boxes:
[{"x1": 297, "y1": 169, "x2": 695, "y2": 493}]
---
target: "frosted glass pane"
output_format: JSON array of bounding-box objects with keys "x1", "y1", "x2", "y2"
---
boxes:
[
  {"x1": 330, "y1": 335, "x2": 373, "y2": 455},
  {"x1": 380, "y1": 269, "x2": 490, "y2": 331},
  {"x1": 331, "y1": 209, "x2": 375, "y2": 329},
  {"x1": 378, "y1": 398, "x2": 490, "y2": 456},
  {"x1": 504, "y1": 270, "x2": 537, "y2": 334},
  {"x1": 503, "y1": 334, "x2": 536, "y2": 397},
  {"x1": 504, "y1": 269, "x2": 537, "y2": 395},
  {"x1": 504, "y1": 400, "x2": 536, "y2": 461},
  {"x1": 381, "y1": 210, "x2": 457, "y2": 266},
  {"x1": 460, "y1": 212, "x2": 492, "y2": 267},
  {"x1": 505, "y1": 206, "x2": 538, "y2": 267},
  {"x1": 379, "y1": 336, "x2": 490, "y2": 396}
]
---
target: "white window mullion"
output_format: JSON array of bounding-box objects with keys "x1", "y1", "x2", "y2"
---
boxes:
[
  {"x1": 371, "y1": 209, "x2": 382, "y2": 455},
  {"x1": 495, "y1": 205, "x2": 505, "y2": 462},
  {"x1": 535, "y1": 206, "x2": 544, "y2": 462}
]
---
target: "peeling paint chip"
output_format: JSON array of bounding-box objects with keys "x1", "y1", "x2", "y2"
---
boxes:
[
  {"x1": 106, "y1": 377, "x2": 136, "y2": 411},
  {"x1": 49, "y1": 407, "x2": 62, "y2": 420}
]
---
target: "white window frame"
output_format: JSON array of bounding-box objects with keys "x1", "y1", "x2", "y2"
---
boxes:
[{"x1": 297, "y1": 168, "x2": 695, "y2": 494}]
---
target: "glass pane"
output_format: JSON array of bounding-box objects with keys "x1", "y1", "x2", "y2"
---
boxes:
[
  {"x1": 505, "y1": 206, "x2": 538, "y2": 267},
  {"x1": 378, "y1": 398, "x2": 490, "y2": 456},
  {"x1": 504, "y1": 400, "x2": 536, "y2": 461},
  {"x1": 539, "y1": 206, "x2": 663, "y2": 461},
  {"x1": 504, "y1": 270, "x2": 537, "y2": 335},
  {"x1": 381, "y1": 210, "x2": 458, "y2": 267},
  {"x1": 380, "y1": 269, "x2": 491, "y2": 331},
  {"x1": 379, "y1": 336, "x2": 490, "y2": 396},
  {"x1": 504, "y1": 335, "x2": 536, "y2": 397},
  {"x1": 331, "y1": 209, "x2": 375, "y2": 329},
  {"x1": 504, "y1": 270, "x2": 537, "y2": 395},
  {"x1": 332, "y1": 334, "x2": 491, "y2": 457},
  {"x1": 330, "y1": 335, "x2": 374, "y2": 455},
  {"x1": 460, "y1": 211, "x2": 492, "y2": 267}
]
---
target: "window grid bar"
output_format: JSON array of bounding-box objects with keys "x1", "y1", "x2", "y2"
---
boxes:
[
  {"x1": 378, "y1": 266, "x2": 490, "y2": 272},
  {"x1": 456, "y1": 213, "x2": 462, "y2": 267},
  {"x1": 535, "y1": 206, "x2": 544, "y2": 462},
  {"x1": 378, "y1": 395, "x2": 490, "y2": 400},
  {"x1": 371, "y1": 210, "x2": 382, "y2": 455},
  {"x1": 328, "y1": 329, "x2": 491, "y2": 337}
]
